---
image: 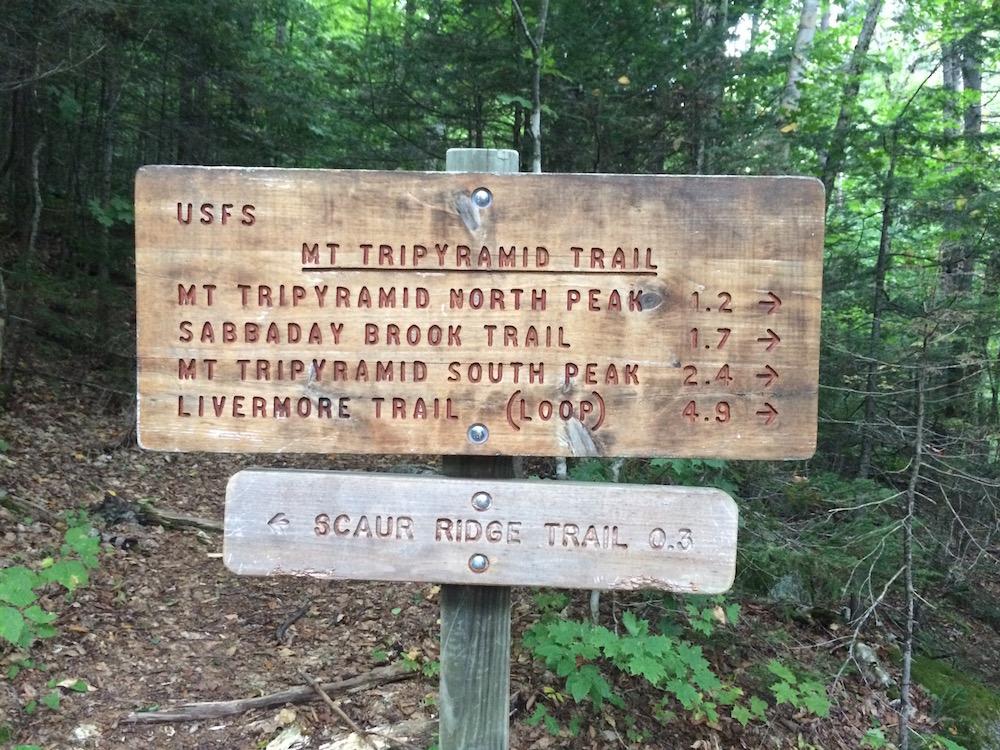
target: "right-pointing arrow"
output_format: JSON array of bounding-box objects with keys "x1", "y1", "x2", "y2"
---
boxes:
[
  {"x1": 758, "y1": 292, "x2": 781, "y2": 314},
  {"x1": 757, "y1": 329, "x2": 780, "y2": 352},
  {"x1": 756, "y1": 403, "x2": 778, "y2": 425},
  {"x1": 756, "y1": 365, "x2": 779, "y2": 388}
]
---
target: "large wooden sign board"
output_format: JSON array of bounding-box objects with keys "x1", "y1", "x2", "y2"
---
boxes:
[
  {"x1": 224, "y1": 470, "x2": 738, "y2": 592},
  {"x1": 135, "y1": 167, "x2": 824, "y2": 458}
]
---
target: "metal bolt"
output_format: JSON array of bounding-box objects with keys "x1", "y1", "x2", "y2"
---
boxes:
[
  {"x1": 471, "y1": 492, "x2": 492, "y2": 511},
  {"x1": 467, "y1": 423, "x2": 489, "y2": 444},
  {"x1": 471, "y1": 187, "x2": 493, "y2": 209},
  {"x1": 469, "y1": 554, "x2": 489, "y2": 573}
]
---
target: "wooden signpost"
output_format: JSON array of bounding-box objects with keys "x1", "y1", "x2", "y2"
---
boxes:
[
  {"x1": 224, "y1": 469, "x2": 738, "y2": 592},
  {"x1": 134, "y1": 164, "x2": 823, "y2": 459},
  {"x1": 134, "y1": 149, "x2": 824, "y2": 749}
]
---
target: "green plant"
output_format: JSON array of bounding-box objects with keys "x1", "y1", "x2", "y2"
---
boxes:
[
  {"x1": 862, "y1": 726, "x2": 891, "y2": 748},
  {"x1": 2, "y1": 517, "x2": 99, "y2": 722},
  {"x1": 524, "y1": 605, "x2": 765, "y2": 731},
  {"x1": 647, "y1": 458, "x2": 740, "y2": 497},
  {"x1": 684, "y1": 594, "x2": 741, "y2": 636},
  {"x1": 765, "y1": 659, "x2": 830, "y2": 717},
  {"x1": 566, "y1": 457, "x2": 740, "y2": 498},
  {"x1": 532, "y1": 589, "x2": 570, "y2": 616},
  {"x1": 912, "y1": 655, "x2": 1000, "y2": 750},
  {"x1": 526, "y1": 686, "x2": 584, "y2": 737},
  {"x1": 919, "y1": 735, "x2": 968, "y2": 750},
  {"x1": 87, "y1": 195, "x2": 134, "y2": 227},
  {"x1": 1, "y1": 522, "x2": 99, "y2": 653},
  {"x1": 401, "y1": 648, "x2": 440, "y2": 679}
]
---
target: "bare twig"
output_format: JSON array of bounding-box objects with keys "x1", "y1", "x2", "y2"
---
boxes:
[
  {"x1": 277, "y1": 598, "x2": 312, "y2": 643},
  {"x1": 298, "y1": 669, "x2": 378, "y2": 750},
  {"x1": 125, "y1": 664, "x2": 415, "y2": 724},
  {"x1": 137, "y1": 501, "x2": 222, "y2": 533}
]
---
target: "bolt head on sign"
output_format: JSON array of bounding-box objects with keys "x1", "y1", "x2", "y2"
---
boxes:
[{"x1": 134, "y1": 167, "x2": 823, "y2": 458}]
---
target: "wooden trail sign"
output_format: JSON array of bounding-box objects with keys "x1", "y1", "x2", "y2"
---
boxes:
[
  {"x1": 135, "y1": 167, "x2": 824, "y2": 458},
  {"x1": 223, "y1": 469, "x2": 738, "y2": 593}
]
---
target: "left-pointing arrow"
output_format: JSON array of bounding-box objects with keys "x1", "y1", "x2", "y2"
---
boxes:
[{"x1": 268, "y1": 513, "x2": 290, "y2": 531}]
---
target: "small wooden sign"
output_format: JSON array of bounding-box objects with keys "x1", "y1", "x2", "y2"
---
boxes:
[
  {"x1": 136, "y1": 167, "x2": 824, "y2": 458},
  {"x1": 223, "y1": 470, "x2": 738, "y2": 592}
]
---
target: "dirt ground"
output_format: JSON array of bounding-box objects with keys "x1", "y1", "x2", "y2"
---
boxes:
[{"x1": 1, "y1": 363, "x2": 994, "y2": 750}]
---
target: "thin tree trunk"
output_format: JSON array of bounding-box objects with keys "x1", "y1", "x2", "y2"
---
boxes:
[
  {"x1": 512, "y1": 0, "x2": 550, "y2": 174},
  {"x1": 938, "y1": 35, "x2": 982, "y2": 425},
  {"x1": 779, "y1": 0, "x2": 819, "y2": 166},
  {"x1": 819, "y1": 0, "x2": 883, "y2": 206},
  {"x1": 857, "y1": 136, "x2": 896, "y2": 479},
  {"x1": 97, "y1": 58, "x2": 119, "y2": 341},
  {"x1": 899, "y1": 353, "x2": 926, "y2": 750},
  {"x1": 692, "y1": 0, "x2": 727, "y2": 174},
  {"x1": 781, "y1": 0, "x2": 820, "y2": 117},
  {"x1": 857, "y1": 70, "x2": 935, "y2": 478}
]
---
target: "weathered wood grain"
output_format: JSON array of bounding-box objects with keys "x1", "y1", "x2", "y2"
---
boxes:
[
  {"x1": 223, "y1": 470, "x2": 739, "y2": 593},
  {"x1": 135, "y1": 167, "x2": 823, "y2": 457},
  {"x1": 438, "y1": 147, "x2": 517, "y2": 750}
]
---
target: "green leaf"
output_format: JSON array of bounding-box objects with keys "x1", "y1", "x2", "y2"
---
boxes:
[
  {"x1": 0, "y1": 567, "x2": 39, "y2": 607},
  {"x1": 771, "y1": 681, "x2": 799, "y2": 705},
  {"x1": 0, "y1": 606, "x2": 26, "y2": 647},
  {"x1": 927, "y1": 736, "x2": 968, "y2": 750},
  {"x1": 66, "y1": 679, "x2": 90, "y2": 693},
  {"x1": 801, "y1": 686, "x2": 830, "y2": 717},
  {"x1": 633, "y1": 653, "x2": 667, "y2": 685},
  {"x1": 667, "y1": 678, "x2": 700, "y2": 709},
  {"x1": 64, "y1": 526, "x2": 100, "y2": 568},
  {"x1": 23, "y1": 605, "x2": 57, "y2": 625},
  {"x1": 32, "y1": 623, "x2": 58, "y2": 640},
  {"x1": 40, "y1": 690, "x2": 60, "y2": 710},
  {"x1": 732, "y1": 704, "x2": 751, "y2": 726},
  {"x1": 41, "y1": 560, "x2": 88, "y2": 591},
  {"x1": 543, "y1": 713, "x2": 559, "y2": 735},
  {"x1": 622, "y1": 609, "x2": 641, "y2": 636},
  {"x1": 526, "y1": 704, "x2": 546, "y2": 727},
  {"x1": 749, "y1": 695, "x2": 768, "y2": 718},
  {"x1": 690, "y1": 618, "x2": 713, "y2": 635},
  {"x1": 566, "y1": 669, "x2": 595, "y2": 703},
  {"x1": 766, "y1": 659, "x2": 797, "y2": 684}
]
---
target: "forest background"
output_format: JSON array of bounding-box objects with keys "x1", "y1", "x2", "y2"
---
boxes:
[{"x1": 1, "y1": 0, "x2": 1000, "y2": 748}]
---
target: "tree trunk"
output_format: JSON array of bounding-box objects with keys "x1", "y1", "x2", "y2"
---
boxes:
[
  {"x1": 512, "y1": 0, "x2": 550, "y2": 175},
  {"x1": 937, "y1": 34, "x2": 982, "y2": 426},
  {"x1": 779, "y1": 0, "x2": 819, "y2": 166},
  {"x1": 857, "y1": 70, "x2": 934, "y2": 478},
  {"x1": 819, "y1": 0, "x2": 883, "y2": 206},
  {"x1": 96, "y1": 56, "x2": 120, "y2": 341},
  {"x1": 899, "y1": 354, "x2": 926, "y2": 750},
  {"x1": 780, "y1": 0, "x2": 820, "y2": 117},
  {"x1": 857, "y1": 138, "x2": 896, "y2": 479}
]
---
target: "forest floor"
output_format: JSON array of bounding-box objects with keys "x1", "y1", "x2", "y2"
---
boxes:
[{"x1": 2, "y1": 352, "x2": 999, "y2": 750}]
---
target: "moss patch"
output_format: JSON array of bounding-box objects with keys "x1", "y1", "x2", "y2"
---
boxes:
[{"x1": 912, "y1": 655, "x2": 1000, "y2": 750}]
